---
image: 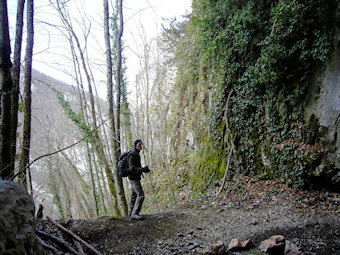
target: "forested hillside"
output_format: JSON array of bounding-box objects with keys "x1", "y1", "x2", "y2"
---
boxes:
[
  {"x1": 29, "y1": 0, "x2": 339, "y2": 218},
  {"x1": 25, "y1": 70, "x2": 109, "y2": 219},
  {"x1": 1, "y1": 0, "x2": 339, "y2": 221},
  {"x1": 1, "y1": 0, "x2": 340, "y2": 254}
]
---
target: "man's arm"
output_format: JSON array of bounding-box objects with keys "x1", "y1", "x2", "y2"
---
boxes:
[{"x1": 128, "y1": 153, "x2": 142, "y2": 174}]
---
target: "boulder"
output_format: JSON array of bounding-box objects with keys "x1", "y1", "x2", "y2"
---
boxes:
[
  {"x1": 227, "y1": 238, "x2": 256, "y2": 252},
  {"x1": 259, "y1": 235, "x2": 285, "y2": 254},
  {"x1": 241, "y1": 239, "x2": 256, "y2": 249},
  {"x1": 204, "y1": 240, "x2": 227, "y2": 255},
  {"x1": 0, "y1": 180, "x2": 45, "y2": 255},
  {"x1": 227, "y1": 238, "x2": 242, "y2": 252}
]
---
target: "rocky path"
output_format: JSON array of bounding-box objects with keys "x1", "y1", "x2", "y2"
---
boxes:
[{"x1": 37, "y1": 178, "x2": 340, "y2": 254}]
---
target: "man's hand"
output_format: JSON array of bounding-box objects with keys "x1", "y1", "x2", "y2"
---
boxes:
[{"x1": 142, "y1": 166, "x2": 150, "y2": 173}]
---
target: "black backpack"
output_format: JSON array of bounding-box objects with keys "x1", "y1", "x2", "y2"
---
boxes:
[{"x1": 118, "y1": 151, "x2": 131, "y2": 178}]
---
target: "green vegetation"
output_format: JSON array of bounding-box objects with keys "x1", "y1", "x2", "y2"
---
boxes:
[
  {"x1": 53, "y1": 89, "x2": 95, "y2": 144},
  {"x1": 165, "y1": 0, "x2": 338, "y2": 192}
]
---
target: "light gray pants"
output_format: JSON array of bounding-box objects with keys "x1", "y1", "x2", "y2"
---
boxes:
[{"x1": 129, "y1": 179, "x2": 145, "y2": 216}]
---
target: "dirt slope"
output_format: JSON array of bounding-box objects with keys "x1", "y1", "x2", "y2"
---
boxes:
[{"x1": 37, "y1": 177, "x2": 340, "y2": 254}]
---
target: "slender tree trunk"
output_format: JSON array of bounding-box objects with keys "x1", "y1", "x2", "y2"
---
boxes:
[
  {"x1": 71, "y1": 42, "x2": 108, "y2": 216},
  {"x1": 135, "y1": 75, "x2": 141, "y2": 137},
  {"x1": 69, "y1": 37, "x2": 100, "y2": 218},
  {"x1": 88, "y1": 156, "x2": 99, "y2": 217},
  {"x1": 74, "y1": 186, "x2": 90, "y2": 219},
  {"x1": 116, "y1": 0, "x2": 128, "y2": 215},
  {"x1": 120, "y1": 64, "x2": 133, "y2": 149},
  {"x1": 0, "y1": 0, "x2": 14, "y2": 179},
  {"x1": 18, "y1": 0, "x2": 34, "y2": 189},
  {"x1": 10, "y1": 0, "x2": 25, "y2": 177},
  {"x1": 115, "y1": 0, "x2": 123, "y2": 154},
  {"x1": 95, "y1": 158, "x2": 108, "y2": 215},
  {"x1": 47, "y1": 160, "x2": 65, "y2": 218},
  {"x1": 59, "y1": 170, "x2": 73, "y2": 219},
  {"x1": 95, "y1": 155, "x2": 110, "y2": 214},
  {"x1": 144, "y1": 45, "x2": 152, "y2": 163},
  {"x1": 53, "y1": 0, "x2": 120, "y2": 215},
  {"x1": 104, "y1": 0, "x2": 127, "y2": 216},
  {"x1": 60, "y1": 150, "x2": 91, "y2": 190}
]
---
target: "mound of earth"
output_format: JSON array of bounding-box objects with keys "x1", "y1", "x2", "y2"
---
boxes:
[{"x1": 37, "y1": 177, "x2": 340, "y2": 254}]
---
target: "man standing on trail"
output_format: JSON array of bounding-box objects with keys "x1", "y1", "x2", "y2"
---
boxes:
[{"x1": 128, "y1": 139, "x2": 150, "y2": 220}]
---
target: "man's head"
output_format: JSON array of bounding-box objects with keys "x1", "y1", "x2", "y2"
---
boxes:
[{"x1": 134, "y1": 139, "x2": 143, "y2": 151}]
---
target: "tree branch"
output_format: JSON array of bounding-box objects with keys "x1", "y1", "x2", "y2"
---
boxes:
[
  {"x1": 8, "y1": 116, "x2": 111, "y2": 181},
  {"x1": 36, "y1": 235, "x2": 62, "y2": 255},
  {"x1": 37, "y1": 230, "x2": 79, "y2": 255},
  {"x1": 46, "y1": 216, "x2": 102, "y2": 255}
]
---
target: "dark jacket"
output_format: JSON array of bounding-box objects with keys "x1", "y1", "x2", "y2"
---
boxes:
[{"x1": 128, "y1": 149, "x2": 143, "y2": 180}]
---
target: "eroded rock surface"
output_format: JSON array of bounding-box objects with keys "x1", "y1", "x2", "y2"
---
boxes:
[{"x1": 0, "y1": 180, "x2": 44, "y2": 255}]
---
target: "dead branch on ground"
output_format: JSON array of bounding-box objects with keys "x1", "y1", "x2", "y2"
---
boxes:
[
  {"x1": 37, "y1": 230, "x2": 80, "y2": 255},
  {"x1": 36, "y1": 234, "x2": 62, "y2": 255},
  {"x1": 46, "y1": 216, "x2": 102, "y2": 255}
]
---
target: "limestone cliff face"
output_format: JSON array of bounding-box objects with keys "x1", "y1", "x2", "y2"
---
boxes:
[
  {"x1": 317, "y1": 36, "x2": 340, "y2": 169},
  {"x1": 304, "y1": 32, "x2": 340, "y2": 190}
]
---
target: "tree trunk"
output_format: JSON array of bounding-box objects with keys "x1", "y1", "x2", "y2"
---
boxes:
[
  {"x1": 116, "y1": 0, "x2": 128, "y2": 215},
  {"x1": 53, "y1": 0, "x2": 120, "y2": 216},
  {"x1": 59, "y1": 170, "x2": 73, "y2": 219},
  {"x1": 18, "y1": 0, "x2": 34, "y2": 189},
  {"x1": 0, "y1": 0, "x2": 14, "y2": 179},
  {"x1": 70, "y1": 37, "x2": 100, "y2": 217},
  {"x1": 103, "y1": 0, "x2": 128, "y2": 216},
  {"x1": 48, "y1": 162, "x2": 65, "y2": 219},
  {"x1": 115, "y1": 0, "x2": 123, "y2": 154},
  {"x1": 70, "y1": 37, "x2": 107, "y2": 216},
  {"x1": 95, "y1": 157, "x2": 108, "y2": 215},
  {"x1": 10, "y1": 0, "x2": 25, "y2": 177}
]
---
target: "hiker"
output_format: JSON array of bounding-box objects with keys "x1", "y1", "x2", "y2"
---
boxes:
[{"x1": 128, "y1": 139, "x2": 150, "y2": 220}]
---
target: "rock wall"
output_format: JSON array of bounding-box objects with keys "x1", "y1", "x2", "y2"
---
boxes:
[
  {"x1": 305, "y1": 32, "x2": 340, "y2": 190},
  {"x1": 318, "y1": 35, "x2": 340, "y2": 167},
  {"x1": 0, "y1": 180, "x2": 45, "y2": 254}
]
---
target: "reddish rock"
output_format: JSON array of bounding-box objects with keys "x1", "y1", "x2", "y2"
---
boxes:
[
  {"x1": 227, "y1": 238, "x2": 242, "y2": 251},
  {"x1": 207, "y1": 240, "x2": 227, "y2": 255},
  {"x1": 259, "y1": 235, "x2": 285, "y2": 254},
  {"x1": 241, "y1": 239, "x2": 256, "y2": 249}
]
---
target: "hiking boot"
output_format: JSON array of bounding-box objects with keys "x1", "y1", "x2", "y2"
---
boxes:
[{"x1": 131, "y1": 213, "x2": 144, "y2": 220}]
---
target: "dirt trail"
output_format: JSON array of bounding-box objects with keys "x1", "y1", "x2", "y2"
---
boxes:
[{"x1": 37, "y1": 178, "x2": 340, "y2": 254}]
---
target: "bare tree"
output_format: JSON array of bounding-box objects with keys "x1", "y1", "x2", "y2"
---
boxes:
[
  {"x1": 51, "y1": 0, "x2": 122, "y2": 216},
  {"x1": 0, "y1": 0, "x2": 15, "y2": 179},
  {"x1": 70, "y1": 40, "x2": 100, "y2": 218},
  {"x1": 103, "y1": 0, "x2": 128, "y2": 216},
  {"x1": 115, "y1": 0, "x2": 123, "y2": 153},
  {"x1": 10, "y1": 0, "x2": 25, "y2": 177},
  {"x1": 19, "y1": 0, "x2": 34, "y2": 190}
]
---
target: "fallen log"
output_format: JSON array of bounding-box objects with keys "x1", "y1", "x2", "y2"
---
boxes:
[
  {"x1": 37, "y1": 230, "x2": 80, "y2": 255},
  {"x1": 46, "y1": 216, "x2": 102, "y2": 255}
]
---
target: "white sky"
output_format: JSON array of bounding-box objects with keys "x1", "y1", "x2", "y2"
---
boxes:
[{"x1": 8, "y1": 0, "x2": 192, "y2": 97}]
